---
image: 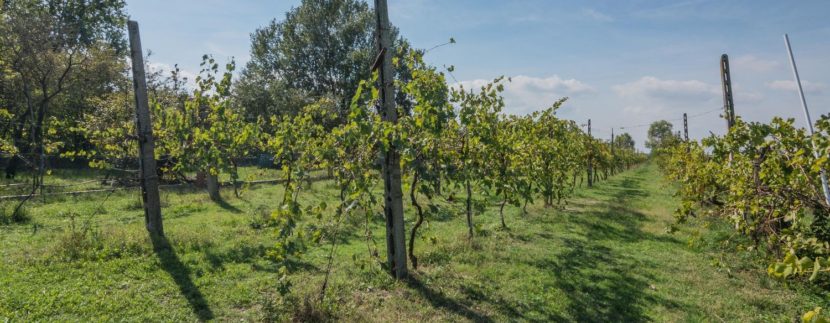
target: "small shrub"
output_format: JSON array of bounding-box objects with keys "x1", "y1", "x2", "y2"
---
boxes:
[
  {"x1": 249, "y1": 205, "x2": 273, "y2": 229},
  {"x1": 258, "y1": 293, "x2": 283, "y2": 323},
  {"x1": 292, "y1": 295, "x2": 334, "y2": 323},
  {"x1": 50, "y1": 212, "x2": 150, "y2": 262}
]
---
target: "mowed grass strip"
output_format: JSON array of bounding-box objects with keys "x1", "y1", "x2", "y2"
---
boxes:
[{"x1": 0, "y1": 163, "x2": 824, "y2": 321}]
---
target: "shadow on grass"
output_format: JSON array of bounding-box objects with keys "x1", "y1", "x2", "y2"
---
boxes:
[
  {"x1": 405, "y1": 276, "x2": 495, "y2": 323},
  {"x1": 202, "y1": 243, "x2": 320, "y2": 274},
  {"x1": 214, "y1": 198, "x2": 242, "y2": 214},
  {"x1": 203, "y1": 243, "x2": 266, "y2": 271},
  {"x1": 151, "y1": 234, "x2": 215, "y2": 321},
  {"x1": 542, "y1": 168, "x2": 684, "y2": 321}
]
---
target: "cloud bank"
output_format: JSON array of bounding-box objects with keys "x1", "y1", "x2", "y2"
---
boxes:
[{"x1": 455, "y1": 75, "x2": 594, "y2": 115}]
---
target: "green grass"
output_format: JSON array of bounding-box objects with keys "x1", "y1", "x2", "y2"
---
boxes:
[
  {"x1": 0, "y1": 166, "x2": 326, "y2": 197},
  {"x1": 0, "y1": 162, "x2": 825, "y2": 321}
]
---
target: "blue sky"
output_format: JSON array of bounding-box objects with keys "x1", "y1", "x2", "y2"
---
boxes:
[{"x1": 127, "y1": 0, "x2": 830, "y2": 150}]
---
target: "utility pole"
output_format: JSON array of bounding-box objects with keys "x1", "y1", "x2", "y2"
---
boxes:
[
  {"x1": 683, "y1": 113, "x2": 689, "y2": 142},
  {"x1": 373, "y1": 0, "x2": 407, "y2": 279},
  {"x1": 721, "y1": 54, "x2": 736, "y2": 130},
  {"x1": 721, "y1": 54, "x2": 736, "y2": 165},
  {"x1": 784, "y1": 34, "x2": 830, "y2": 205},
  {"x1": 587, "y1": 119, "x2": 593, "y2": 188},
  {"x1": 128, "y1": 20, "x2": 163, "y2": 236}
]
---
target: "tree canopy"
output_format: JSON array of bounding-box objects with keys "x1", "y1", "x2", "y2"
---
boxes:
[
  {"x1": 236, "y1": 0, "x2": 375, "y2": 123},
  {"x1": 614, "y1": 132, "x2": 635, "y2": 151},
  {"x1": 645, "y1": 120, "x2": 676, "y2": 152}
]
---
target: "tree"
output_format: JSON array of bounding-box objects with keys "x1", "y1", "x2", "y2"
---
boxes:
[
  {"x1": 611, "y1": 132, "x2": 637, "y2": 170},
  {"x1": 614, "y1": 132, "x2": 635, "y2": 151},
  {"x1": 237, "y1": 0, "x2": 374, "y2": 122},
  {"x1": 645, "y1": 120, "x2": 676, "y2": 152},
  {"x1": 0, "y1": 0, "x2": 126, "y2": 199},
  {"x1": 155, "y1": 56, "x2": 257, "y2": 201}
]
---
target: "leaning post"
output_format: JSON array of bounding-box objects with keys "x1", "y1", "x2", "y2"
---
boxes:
[
  {"x1": 128, "y1": 20, "x2": 164, "y2": 236},
  {"x1": 784, "y1": 34, "x2": 830, "y2": 205}
]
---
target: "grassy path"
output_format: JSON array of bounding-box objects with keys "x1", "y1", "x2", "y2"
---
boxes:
[
  {"x1": 528, "y1": 163, "x2": 822, "y2": 322},
  {"x1": 371, "y1": 162, "x2": 821, "y2": 322},
  {"x1": 0, "y1": 162, "x2": 823, "y2": 321}
]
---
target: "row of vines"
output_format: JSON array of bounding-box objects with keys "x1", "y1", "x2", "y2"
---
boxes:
[
  {"x1": 660, "y1": 116, "x2": 830, "y2": 320},
  {"x1": 9, "y1": 51, "x2": 644, "y2": 293},
  {"x1": 0, "y1": 0, "x2": 646, "y2": 309}
]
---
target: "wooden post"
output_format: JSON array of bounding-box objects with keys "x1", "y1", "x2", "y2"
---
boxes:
[
  {"x1": 610, "y1": 128, "x2": 615, "y2": 175},
  {"x1": 374, "y1": 0, "x2": 407, "y2": 279},
  {"x1": 587, "y1": 119, "x2": 593, "y2": 188},
  {"x1": 128, "y1": 20, "x2": 163, "y2": 236}
]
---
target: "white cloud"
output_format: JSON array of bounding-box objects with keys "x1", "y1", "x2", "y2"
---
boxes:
[
  {"x1": 605, "y1": 77, "x2": 723, "y2": 145},
  {"x1": 766, "y1": 80, "x2": 827, "y2": 94},
  {"x1": 454, "y1": 75, "x2": 594, "y2": 115},
  {"x1": 613, "y1": 76, "x2": 719, "y2": 100},
  {"x1": 737, "y1": 90, "x2": 764, "y2": 103},
  {"x1": 733, "y1": 55, "x2": 779, "y2": 72},
  {"x1": 731, "y1": 84, "x2": 764, "y2": 103},
  {"x1": 147, "y1": 62, "x2": 198, "y2": 88},
  {"x1": 582, "y1": 8, "x2": 614, "y2": 22}
]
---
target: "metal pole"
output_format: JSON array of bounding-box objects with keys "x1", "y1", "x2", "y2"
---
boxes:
[{"x1": 784, "y1": 34, "x2": 830, "y2": 205}]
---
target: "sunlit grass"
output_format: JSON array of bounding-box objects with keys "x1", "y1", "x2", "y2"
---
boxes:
[{"x1": 0, "y1": 163, "x2": 824, "y2": 321}]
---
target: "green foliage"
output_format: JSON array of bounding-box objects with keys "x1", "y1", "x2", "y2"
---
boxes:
[
  {"x1": 804, "y1": 307, "x2": 830, "y2": 323},
  {"x1": 155, "y1": 56, "x2": 258, "y2": 191},
  {"x1": 0, "y1": 108, "x2": 16, "y2": 154},
  {"x1": 646, "y1": 120, "x2": 679, "y2": 152},
  {"x1": 0, "y1": 0, "x2": 129, "y2": 179},
  {"x1": 397, "y1": 51, "x2": 454, "y2": 265},
  {"x1": 528, "y1": 101, "x2": 581, "y2": 207},
  {"x1": 663, "y1": 115, "x2": 830, "y2": 283},
  {"x1": 238, "y1": 0, "x2": 376, "y2": 120},
  {"x1": 614, "y1": 132, "x2": 636, "y2": 151},
  {"x1": 768, "y1": 250, "x2": 830, "y2": 281}
]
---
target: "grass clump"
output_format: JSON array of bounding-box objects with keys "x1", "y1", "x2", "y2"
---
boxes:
[
  {"x1": 0, "y1": 203, "x2": 30, "y2": 225},
  {"x1": 49, "y1": 212, "x2": 150, "y2": 262}
]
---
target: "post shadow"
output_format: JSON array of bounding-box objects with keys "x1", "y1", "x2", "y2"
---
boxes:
[
  {"x1": 405, "y1": 276, "x2": 494, "y2": 323},
  {"x1": 151, "y1": 234, "x2": 215, "y2": 321},
  {"x1": 214, "y1": 197, "x2": 242, "y2": 214}
]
